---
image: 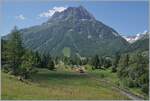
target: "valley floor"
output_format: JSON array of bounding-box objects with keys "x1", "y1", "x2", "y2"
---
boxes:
[{"x1": 1, "y1": 68, "x2": 146, "y2": 100}]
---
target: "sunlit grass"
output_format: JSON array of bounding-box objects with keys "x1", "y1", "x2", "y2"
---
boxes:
[{"x1": 1, "y1": 69, "x2": 130, "y2": 100}]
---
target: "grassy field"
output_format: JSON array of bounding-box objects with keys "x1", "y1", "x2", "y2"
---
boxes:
[{"x1": 1, "y1": 68, "x2": 130, "y2": 100}]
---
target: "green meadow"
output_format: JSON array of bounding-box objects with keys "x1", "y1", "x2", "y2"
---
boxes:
[{"x1": 2, "y1": 68, "x2": 130, "y2": 100}]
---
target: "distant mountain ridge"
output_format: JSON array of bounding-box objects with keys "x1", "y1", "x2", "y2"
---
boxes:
[
  {"x1": 123, "y1": 31, "x2": 149, "y2": 53},
  {"x1": 4, "y1": 6, "x2": 132, "y2": 57},
  {"x1": 123, "y1": 30, "x2": 148, "y2": 43}
]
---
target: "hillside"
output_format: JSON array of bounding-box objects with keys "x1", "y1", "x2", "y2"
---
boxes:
[
  {"x1": 4, "y1": 6, "x2": 129, "y2": 57},
  {"x1": 123, "y1": 32, "x2": 149, "y2": 53}
]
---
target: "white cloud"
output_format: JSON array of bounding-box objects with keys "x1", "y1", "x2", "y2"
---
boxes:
[
  {"x1": 15, "y1": 14, "x2": 26, "y2": 20},
  {"x1": 39, "y1": 6, "x2": 67, "y2": 18}
]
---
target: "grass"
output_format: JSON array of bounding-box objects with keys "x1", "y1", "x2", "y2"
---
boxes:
[{"x1": 1, "y1": 68, "x2": 130, "y2": 100}]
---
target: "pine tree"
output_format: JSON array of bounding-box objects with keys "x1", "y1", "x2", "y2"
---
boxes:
[
  {"x1": 117, "y1": 52, "x2": 149, "y2": 94},
  {"x1": 34, "y1": 51, "x2": 41, "y2": 68},
  {"x1": 1, "y1": 39, "x2": 7, "y2": 66},
  {"x1": 103, "y1": 57, "x2": 112, "y2": 68},
  {"x1": 117, "y1": 54, "x2": 130, "y2": 78},
  {"x1": 41, "y1": 54, "x2": 49, "y2": 68},
  {"x1": 112, "y1": 52, "x2": 120, "y2": 72},
  {"x1": 6, "y1": 26, "x2": 24, "y2": 75},
  {"x1": 55, "y1": 56, "x2": 59, "y2": 65},
  {"x1": 1, "y1": 39, "x2": 10, "y2": 72},
  {"x1": 92, "y1": 54, "x2": 100, "y2": 69},
  {"x1": 40, "y1": 53, "x2": 55, "y2": 70},
  {"x1": 47, "y1": 55, "x2": 55, "y2": 70},
  {"x1": 132, "y1": 52, "x2": 149, "y2": 92},
  {"x1": 20, "y1": 50, "x2": 37, "y2": 79},
  {"x1": 99, "y1": 57, "x2": 104, "y2": 68}
]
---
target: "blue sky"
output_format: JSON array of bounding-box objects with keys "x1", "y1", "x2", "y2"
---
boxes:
[{"x1": 1, "y1": 0, "x2": 149, "y2": 36}]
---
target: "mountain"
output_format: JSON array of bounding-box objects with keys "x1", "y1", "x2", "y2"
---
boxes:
[
  {"x1": 123, "y1": 31, "x2": 149, "y2": 53},
  {"x1": 123, "y1": 30, "x2": 148, "y2": 43},
  {"x1": 123, "y1": 35, "x2": 140, "y2": 43},
  {"x1": 4, "y1": 6, "x2": 129, "y2": 57}
]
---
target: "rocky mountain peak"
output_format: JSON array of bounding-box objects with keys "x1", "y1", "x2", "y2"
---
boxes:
[{"x1": 48, "y1": 6, "x2": 95, "y2": 22}]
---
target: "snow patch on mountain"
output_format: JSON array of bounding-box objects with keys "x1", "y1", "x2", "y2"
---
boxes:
[{"x1": 123, "y1": 30, "x2": 148, "y2": 43}]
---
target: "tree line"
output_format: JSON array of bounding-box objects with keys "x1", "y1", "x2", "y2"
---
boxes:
[
  {"x1": 117, "y1": 52, "x2": 149, "y2": 94},
  {"x1": 84, "y1": 52, "x2": 149, "y2": 94},
  {"x1": 1, "y1": 27, "x2": 55, "y2": 79}
]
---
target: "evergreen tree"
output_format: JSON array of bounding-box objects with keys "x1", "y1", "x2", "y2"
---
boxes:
[
  {"x1": 6, "y1": 26, "x2": 24, "y2": 75},
  {"x1": 1, "y1": 39, "x2": 10, "y2": 72},
  {"x1": 55, "y1": 56, "x2": 59, "y2": 65},
  {"x1": 21, "y1": 50, "x2": 37, "y2": 79},
  {"x1": 92, "y1": 54, "x2": 100, "y2": 69},
  {"x1": 103, "y1": 57, "x2": 112, "y2": 68},
  {"x1": 117, "y1": 54, "x2": 129, "y2": 78},
  {"x1": 41, "y1": 54, "x2": 49, "y2": 68},
  {"x1": 76, "y1": 56, "x2": 82, "y2": 65},
  {"x1": 63, "y1": 56, "x2": 71, "y2": 65},
  {"x1": 112, "y1": 52, "x2": 120, "y2": 72},
  {"x1": 33, "y1": 51, "x2": 41, "y2": 68},
  {"x1": 117, "y1": 52, "x2": 149, "y2": 94},
  {"x1": 70, "y1": 54, "x2": 80, "y2": 65},
  {"x1": 99, "y1": 57, "x2": 104, "y2": 68},
  {"x1": 81, "y1": 57, "x2": 88, "y2": 65},
  {"x1": 47, "y1": 55, "x2": 55, "y2": 70},
  {"x1": 70, "y1": 58, "x2": 75, "y2": 65},
  {"x1": 129, "y1": 52, "x2": 149, "y2": 91},
  {"x1": 40, "y1": 53, "x2": 55, "y2": 70},
  {"x1": 1, "y1": 39, "x2": 7, "y2": 66}
]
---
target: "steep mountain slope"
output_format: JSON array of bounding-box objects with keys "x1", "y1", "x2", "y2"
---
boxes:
[
  {"x1": 123, "y1": 31, "x2": 149, "y2": 53},
  {"x1": 5, "y1": 6, "x2": 129, "y2": 57}
]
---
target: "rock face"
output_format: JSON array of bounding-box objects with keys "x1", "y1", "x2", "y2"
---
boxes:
[
  {"x1": 48, "y1": 6, "x2": 95, "y2": 22},
  {"x1": 5, "y1": 6, "x2": 129, "y2": 57}
]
